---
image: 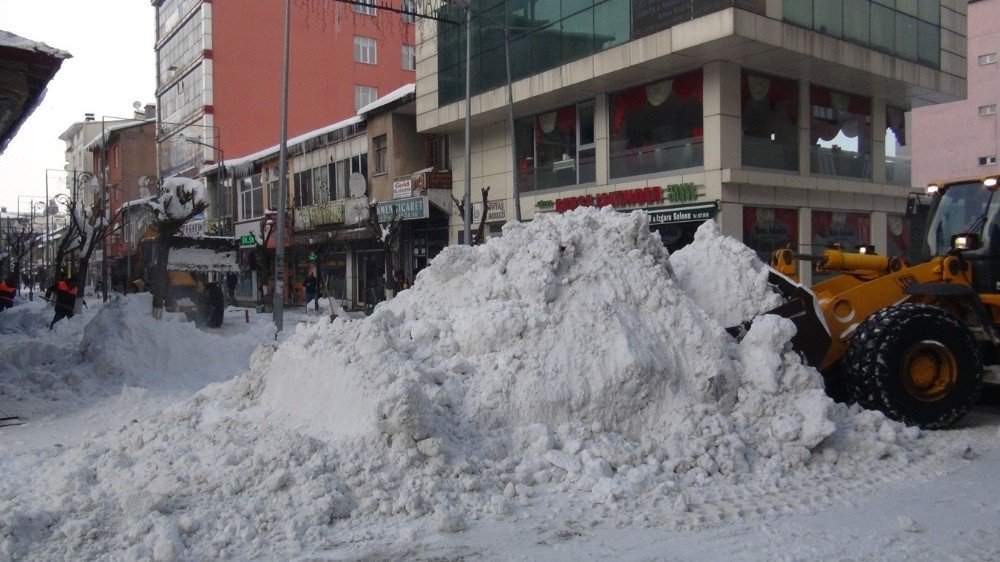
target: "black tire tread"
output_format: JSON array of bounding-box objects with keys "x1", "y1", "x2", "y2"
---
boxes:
[{"x1": 845, "y1": 303, "x2": 983, "y2": 429}]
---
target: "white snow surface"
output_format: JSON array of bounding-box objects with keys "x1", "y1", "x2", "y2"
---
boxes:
[{"x1": 0, "y1": 207, "x2": 998, "y2": 560}]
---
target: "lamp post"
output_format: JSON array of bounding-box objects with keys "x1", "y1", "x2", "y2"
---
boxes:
[{"x1": 274, "y1": 0, "x2": 291, "y2": 333}]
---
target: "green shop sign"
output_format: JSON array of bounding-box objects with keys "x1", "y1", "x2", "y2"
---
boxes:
[
  {"x1": 240, "y1": 234, "x2": 257, "y2": 246},
  {"x1": 377, "y1": 196, "x2": 429, "y2": 222}
]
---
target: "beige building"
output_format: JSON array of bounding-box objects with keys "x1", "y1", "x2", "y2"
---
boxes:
[{"x1": 416, "y1": 0, "x2": 967, "y2": 284}]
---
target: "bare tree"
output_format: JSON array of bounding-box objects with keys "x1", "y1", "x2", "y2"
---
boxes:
[
  {"x1": 364, "y1": 198, "x2": 403, "y2": 297},
  {"x1": 452, "y1": 186, "x2": 491, "y2": 246},
  {"x1": 4, "y1": 220, "x2": 39, "y2": 292}
]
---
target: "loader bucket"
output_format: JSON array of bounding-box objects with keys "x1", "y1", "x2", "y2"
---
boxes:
[{"x1": 725, "y1": 271, "x2": 832, "y2": 368}]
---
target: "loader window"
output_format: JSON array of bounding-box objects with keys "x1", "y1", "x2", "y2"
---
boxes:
[{"x1": 926, "y1": 182, "x2": 996, "y2": 255}]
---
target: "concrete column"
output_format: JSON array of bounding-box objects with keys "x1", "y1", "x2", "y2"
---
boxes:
[
  {"x1": 871, "y1": 97, "x2": 887, "y2": 184},
  {"x1": 719, "y1": 201, "x2": 743, "y2": 240},
  {"x1": 594, "y1": 92, "x2": 609, "y2": 186},
  {"x1": 798, "y1": 206, "x2": 812, "y2": 286},
  {"x1": 345, "y1": 249, "x2": 356, "y2": 308},
  {"x1": 703, "y1": 61, "x2": 742, "y2": 180},
  {"x1": 871, "y1": 211, "x2": 888, "y2": 255},
  {"x1": 798, "y1": 79, "x2": 811, "y2": 177}
]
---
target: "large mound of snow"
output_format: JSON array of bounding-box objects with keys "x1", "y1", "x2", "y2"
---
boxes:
[{"x1": 0, "y1": 208, "x2": 932, "y2": 560}]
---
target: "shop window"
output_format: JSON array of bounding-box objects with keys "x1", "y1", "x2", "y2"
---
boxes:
[
  {"x1": 515, "y1": 100, "x2": 595, "y2": 192},
  {"x1": 743, "y1": 206, "x2": 799, "y2": 262},
  {"x1": 810, "y1": 85, "x2": 872, "y2": 179},
  {"x1": 886, "y1": 213, "x2": 909, "y2": 258},
  {"x1": 373, "y1": 135, "x2": 388, "y2": 175},
  {"x1": 609, "y1": 70, "x2": 704, "y2": 179},
  {"x1": 885, "y1": 106, "x2": 911, "y2": 186},
  {"x1": 742, "y1": 72, "x2": 798, "y2": 171},
  {"x1": 812, "y1": 210, "x2": 871, "y2": 282}
]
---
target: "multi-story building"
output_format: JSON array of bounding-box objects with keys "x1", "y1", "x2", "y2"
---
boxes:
[
  {"x1": 416, "y1": 0, "x2": 966, "y2": 284},
  {"x1": 913, "y1": 0, "x2": 998, "y2": 186},
  {"x1": 84, "y1": 116, "x2": 157, "y2": 291},
  {"x1": 153, "y1": 0, "x2": 416, "y2": 205}
]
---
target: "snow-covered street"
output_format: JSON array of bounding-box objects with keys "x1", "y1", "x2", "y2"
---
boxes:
[{"x1": 1, "y1": 209, "x2": 998, "y2": 561}]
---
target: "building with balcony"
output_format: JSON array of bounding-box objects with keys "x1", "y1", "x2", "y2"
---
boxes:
[
  {"x1": 416, "y1": 0, "x2": 966, "y2": 284},
  {"x1": 912, "y1": 0, "x2": 998, "y2": 186}
]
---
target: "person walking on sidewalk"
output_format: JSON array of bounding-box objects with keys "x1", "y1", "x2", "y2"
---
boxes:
[
  {"x1": 303, "y1": 270, "x2": 318, "y2": 312},
  {"x1": 48, "y1": 276, "x2": 78, "y2": 329}
]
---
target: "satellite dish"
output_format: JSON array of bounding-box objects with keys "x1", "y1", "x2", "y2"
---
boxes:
[
  {"x1": 348, "y1": 172, "x2": 366, "y2": 197},
  {"x1": 133, "y1": 101, "x2": 142, "y2": 110}
]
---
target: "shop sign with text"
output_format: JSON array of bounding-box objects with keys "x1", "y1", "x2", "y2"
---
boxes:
[
  {"x1": 377, "y1": 196, "x2": 429, "y2": 221},
  {"x1": 646, "y1": 202, "x2": 718, "y2": 225},
  {"x1": 473, "y1": 200, "x2": 506, "y2": 223},
  {"x1": 393, "y1": 178, "x2": 412, "y2": 199}
]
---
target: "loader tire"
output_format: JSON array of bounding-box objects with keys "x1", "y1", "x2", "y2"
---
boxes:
[
  {"x1": 204, "y1": 283, "x2": 225, "y2": 328},
  {"x1": 845, "y1": 303, "x2": 982, "y2": 429}
]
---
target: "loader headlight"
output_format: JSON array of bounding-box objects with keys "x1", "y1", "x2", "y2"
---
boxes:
[
  {"x1": 985, "y1": 177, "x2": 999, "y2": 189},
  {"x1": 951, "y1": 233, "x2": 980, "y2": 251},
  {"x1": 926, "y1": 184, "x2": 941, "y2": 195},
  {"x1": 856, "y1": 245, "x2": 876, "y2": 255}
]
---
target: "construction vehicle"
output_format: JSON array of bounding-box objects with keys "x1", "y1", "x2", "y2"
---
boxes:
[
  {"x1": 751, "y1": 176, "x2": 1000, "y2": 429},
  {"x1": 132, "y1": 228, "x2": 238, "y2": 328}
]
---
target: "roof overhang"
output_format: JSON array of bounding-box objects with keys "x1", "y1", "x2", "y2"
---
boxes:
[{"x1": 0, "y1": 30, "x2": 71, "y2": 155}]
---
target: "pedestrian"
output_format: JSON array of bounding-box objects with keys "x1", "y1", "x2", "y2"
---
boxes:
[
  {"x1": 48, "y1": 276, "x2": 78, "y2": 330},
  {"x1": 226, "y1": 272, "x2": 238, "y2": 305},
  {"x1": 0, "y1": 275, "x2": 16, "y2": 312},
  {"x1": 393, "y1": 269, "x2": 409, "y2": 291},
  {"x1": 303, "y1": 270, "x2": 318, "y2": 312}
]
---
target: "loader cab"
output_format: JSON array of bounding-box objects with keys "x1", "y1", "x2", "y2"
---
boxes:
[{"x1": 921, "y1": 178, "x2": 1000, "y2": 294}]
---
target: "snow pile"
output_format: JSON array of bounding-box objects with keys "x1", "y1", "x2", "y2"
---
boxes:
[
  {"x1": 669, "y1": 220, "x2": 785, "y2": 327},
  {"x1": 0, "y1": 208, "x2": 929, "y2": 560},
  {"x1": 80, "y1": 293, "x2": 268, "y2": 390}
]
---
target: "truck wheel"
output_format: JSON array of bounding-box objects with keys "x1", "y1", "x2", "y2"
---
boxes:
[
  {"x1": 845, "y1": 303, "x2": 982, "y2": 429},
  {"x1": 204, "y1": 282, "x2": 225, "y2": 328}
]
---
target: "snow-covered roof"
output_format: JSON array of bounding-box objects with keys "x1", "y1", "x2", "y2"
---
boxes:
[
  {"x1": 199, "y1": 115, "x2": 364, "y2": 177},
  {"x1": 0, "y1": 30, "x2": 71, "y2": 59},
  {"x1": 356, "y1": 84, "x2": 415, "y2": 116},
  {"x1": 82, "y1": 119, "x2": 150, "y2": 151}
]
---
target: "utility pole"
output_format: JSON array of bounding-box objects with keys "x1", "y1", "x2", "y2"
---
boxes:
[{"x1": 273, "y1": 0, "x2": 291, "y2": 333}]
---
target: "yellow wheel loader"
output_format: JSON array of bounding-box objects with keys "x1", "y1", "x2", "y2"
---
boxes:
[
  {"x1": 133, "y1": 229, "x2": 238, "y2": 328},
  {"x1": 745, "y1": 177, "x2": 1000, "y2": 429}
]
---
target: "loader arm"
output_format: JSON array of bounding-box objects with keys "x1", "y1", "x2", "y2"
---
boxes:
[{"x1": 807, "y1": 255, "x2": 974, "y2": 371}]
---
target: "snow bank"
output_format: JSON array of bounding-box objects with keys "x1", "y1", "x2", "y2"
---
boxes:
[
  {"x1": 80, "y1": 294, "x2": 269, "y2": 390},
  {"x1": 0, "y1": 208, "x2": 928, "y2": 560}
]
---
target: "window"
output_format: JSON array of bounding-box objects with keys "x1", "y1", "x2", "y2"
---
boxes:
[
  {"x1": 980, "y1": 104, "x2": 997, "y2": 116},
  {"x1": 239, "y1": 174, "x2": 263, "y2": 220},
  {"x1": 743, "y1": 207, "x2": 799, "y2": 263},
  {"x1": 402, "y1": 45, "x2": 416, "y2": 71},
  {"x1": 516, "y1": 100, "x2": 596, "y2": 191},
  {"x1": 885, "y1": 106, "x2": 910, "y2": 185},
  {"x1": 355, "y1": 85, "x2": 377, "y2": 111},
  {"x1": 810, "y1": 85, "x2": 872, "y2": 179},
  {"x1": 354, "y1": 0, "x2": 375, "y2": 16},
  {"x1": 980, "y1": 156, "x2": 998, "y2": 166},
  {"x1": 400, "y1": 0, "x2": 415, "y2": 23},
  {"x1": 608, "y1": 71, "x2": 704, "y2": 179},
  {"x1": 427, "y1": 135, "x2": 449, "y2": 170},
  {"x1": 265, "y1": 167, "x2": 279, "y2": 210},
  {"x1": 742, "y1": 71, "x2": 799, "y2": 171},
  {"x1": 354, "y1": 36, "x2": 377, "y2": 64},
  {"x1": 295, "y1": 169, "x2": 313, "y2": 207},
  {"x1": 811, "y1": 210, "x2": 871, "y2": 282},
  {"x1": 373, "y1": 135, "x2": 388, "y2": 175},
  {"x1": 979, "y1": 53, "x2": 998, "y2": 65}
]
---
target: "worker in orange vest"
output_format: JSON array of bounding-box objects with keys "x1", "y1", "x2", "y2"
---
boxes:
[
  {"x1": 0, "y1": 276, "x2": 15, "y2": 312},
  {"x1": 48, "y1": 276, "x2": 78, "y2": 329}
]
